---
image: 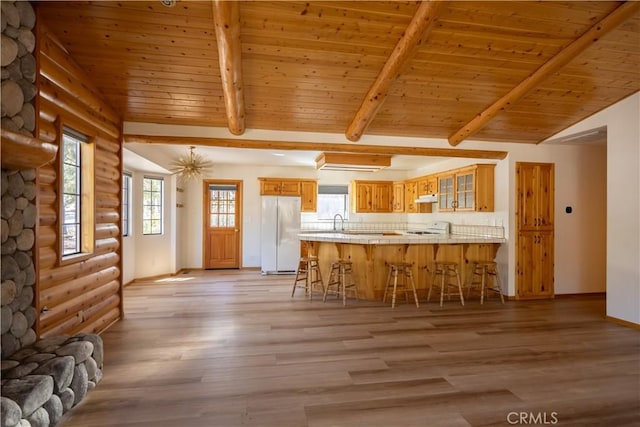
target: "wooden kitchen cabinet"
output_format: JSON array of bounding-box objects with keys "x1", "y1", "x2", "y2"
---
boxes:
[
  {"x1": 404, "y1": 180, "x2": 418, "y2": 213},
  {"x1": 516, "y1": 231, "x2": 554, "y2": 299},
  {"x1": 516, "y1": 163, "x2": 554, "y2": 231},
  {"x1": 515, "y1": 162, "x2": 555, "y2": 299},
  {"x1": 300, "y1": 180, "x2": 317, "y2": 212},
  {"x1": 392, "y1": 182, "x2": 405, "y2": 213},
  {"x1": 259, "y1": 178, "x2": 301, "y2": 196},
  {"x1": 417, "y1": 176, "x2": 437, "y2": 196},
  {"x1": 437, "y1": 164, "x2": 495, "y2": 212},
  {"x1": 351, "y1": 180, "x2": 393, "y2": 213}
]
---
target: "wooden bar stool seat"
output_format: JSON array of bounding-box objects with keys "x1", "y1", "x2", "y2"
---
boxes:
[
  {"x1": 428, "y1": 261, "x2": 465, "y2": 306},
  {"x1": 466, "y1": 261, "x2": 505, "y2": 304},
  {"x1": 323, "y1": 259, "x2": 358, "y2": 306},
  {"x1": 383, "y1": 262, "x2": 419, "y2": 308},
  {"x1": 291, "y1": 256, "x2": 324, "y2": 300}
]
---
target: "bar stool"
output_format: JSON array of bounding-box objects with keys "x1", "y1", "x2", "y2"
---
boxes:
[
  {"x1": 427, "y1": 261, "x2": 465, "y2": 306},
  {"x1": 466, "y1": 261, "x2": 505, "y2": 304},
  {"x1": 383, "y1": 262, "x2": 419, "y2": 308},
  {"x1": 323, "y1": 260, "x2": 358, "y2": 306},
  {"x1": 291, "y1": 256, "x2": 324, "y2": 300}
]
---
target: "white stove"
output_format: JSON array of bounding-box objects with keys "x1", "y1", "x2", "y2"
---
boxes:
[{"x1": 406, "y1": 221, "x2": 450, "y2": 235}]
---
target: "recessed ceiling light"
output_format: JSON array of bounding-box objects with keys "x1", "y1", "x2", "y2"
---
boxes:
[{"x1": 271, "y1": 153, "x2": 285, "y2": 157}]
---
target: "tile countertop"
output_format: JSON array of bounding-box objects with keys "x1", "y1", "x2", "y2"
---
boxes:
[{"x1": 297, "y1": 231, "x2": 506, "y2": 245}]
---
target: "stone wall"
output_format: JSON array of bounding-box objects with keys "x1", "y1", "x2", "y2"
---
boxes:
[
  {"x1": 1, "y1": 0, "x2": 38, "y2": 359},
  {"x1": 1, "y1": 169, "x2": 38, "y2": 359},
  {"x1": 1, "y1": 333, "x2": 104, "y2": 427},
  {"x1": 1, "y1": 1, "x2": 37, "y2": 135}
]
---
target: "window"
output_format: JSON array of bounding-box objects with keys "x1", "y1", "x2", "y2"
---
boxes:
[
  {"x1": 143, "y1": 177, "x2": 163, "y2": 235},
  {"x1": 122, "y1": 173, "x2": 132, "y2": 237},
  {"x1": 60, "y1": 127, "x2": 94, "y2": 258},
  {"x1": 209, "y1": 184, "x2": 237, "y2": 228},
  {"x1": 317, "y1": 185, "x2": 349, "y2": 220}
]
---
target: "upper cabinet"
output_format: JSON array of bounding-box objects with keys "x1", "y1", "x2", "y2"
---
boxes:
[
  {"x1": 259, "y1": 178, "x2": 317, "y2": 211},
  {"x1": 259, "y1": 178, "x2": 301, "y2": 196},
  {"x1": 392, "y1": 182, "x2": 405, "y2": 213},
  {"x1": 352, "y1": 180, "x2": 393, "y2": 213},
  {"x1": 516, "y1": 163, "x2": 554, "y2": 230},
  {"x1": 300, "y1": 180, "x2": 317, "y2": 212},
  {"x1": 417, "y1": 176, "x2": 437, "y2": 196},
  {"x1": 437, "y1": 164, "x2": 495, "y2": 212},
  {"x1": 404, "y1": 181, "x2": 418, "y2": 213}
]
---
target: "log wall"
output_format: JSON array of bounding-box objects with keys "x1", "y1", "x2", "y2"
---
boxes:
[{"x1": 36, "y1": 24, "x2": 123, "y2": 338}]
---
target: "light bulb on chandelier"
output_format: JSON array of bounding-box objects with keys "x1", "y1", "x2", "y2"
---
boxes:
[{"x1": 170, "y1": 146, "x2": 213, "y2": 182}]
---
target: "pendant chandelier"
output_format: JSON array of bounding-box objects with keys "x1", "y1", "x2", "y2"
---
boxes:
[{"x1": 170, "y1": 146, "x2": 213, "y2": 181}]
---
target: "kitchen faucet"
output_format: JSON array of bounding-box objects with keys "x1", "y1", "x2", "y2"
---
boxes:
[{"x1": 333, "y1": 213, "x2": 345, "y2": 231}]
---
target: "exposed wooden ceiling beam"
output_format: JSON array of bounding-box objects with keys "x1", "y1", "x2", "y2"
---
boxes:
[
  {"x1": 124, "y1": 134, "x2": 508, "y2": 160},
  {"x1": 345, "y1": 0, "x2": 444, "y2": 142},
  {"x1": 212, "y1": 0, "x2": 245, "y2": 135},
  {"x1": 448, "y1": 0, "x2": 640, "y2": 147}
]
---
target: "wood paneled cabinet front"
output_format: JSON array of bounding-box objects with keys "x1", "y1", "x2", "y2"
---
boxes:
[
  {"x1": 352, "y1": 180, "x2": 393, "y2": 213},
  {"x1": 259, "y1": 178, "x2": 317, "y2": 211},
  {"x1": 516, "y1": 163, "x2": 554, "y2": 231},
  {"x1": 404, "y1": 181, "x2": 418, "y2": 213},
  {"x1": 259, "y1": 178, "x2": 301, "y2": 196},
  {"x1": 515, "y1": 162, "x2": 555, "y2": 300},
  {"x1": 417, "y1": 176, "x2": 437, "y2": 196},
  {"x1": 516, "y1": 231, "x2": 554, "y2": 299},
  {"x1": 437, "y1": 164, "x2": 495, "y2": 212},
  {"x1": 300, "y1": 180, "x2": 317, "y2": 212},
  {"x1": 392, "y1": 182, "x2": 405, "y2": 213}
]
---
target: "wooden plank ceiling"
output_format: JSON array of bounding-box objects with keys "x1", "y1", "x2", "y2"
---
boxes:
[{"x1": 36, "y1": 1, "x2": 640, "y2": 145}]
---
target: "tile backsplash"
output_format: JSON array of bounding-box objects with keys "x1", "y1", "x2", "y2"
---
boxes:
[{"x1": 300, "y1": 221, "x2": 505, "y2": 238}]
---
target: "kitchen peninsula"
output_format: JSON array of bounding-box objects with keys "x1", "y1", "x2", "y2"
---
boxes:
[{"x1": 298, "y1": 231, "x2": 506, "y2": 300}]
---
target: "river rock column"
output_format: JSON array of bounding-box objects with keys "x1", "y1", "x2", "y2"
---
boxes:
[
  {"x1": 1, "y1": 0, "x2": 37, "y2": 135},
  {"x1": 2, "y1": 169, "x2": 38, "y2": 359},
  {"x1": 2, "y1": 0, "x2": 38, "y2": 360}
]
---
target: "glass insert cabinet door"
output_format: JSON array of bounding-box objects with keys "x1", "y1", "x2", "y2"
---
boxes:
[
  {"x1": 438, "y1": 176, "x2": 454, "y2": 210},
  {"x1": 456, "y1": 173, "x2": 475, "y2": 210}
]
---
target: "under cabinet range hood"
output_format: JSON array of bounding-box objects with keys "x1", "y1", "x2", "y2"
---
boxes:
[{"x1": 415, "y1": 194, "x2": 438, "y2": 203}]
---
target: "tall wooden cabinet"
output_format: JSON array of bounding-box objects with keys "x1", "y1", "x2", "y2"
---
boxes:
[{"x1": 515, "y1": 162, "x2": 555, "y2": 299}]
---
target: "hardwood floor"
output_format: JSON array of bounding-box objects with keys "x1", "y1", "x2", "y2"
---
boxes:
[{"x1": 60, "y1": 270, "x2": 639, "y2": 426}]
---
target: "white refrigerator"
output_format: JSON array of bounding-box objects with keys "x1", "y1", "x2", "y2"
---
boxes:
[{"x1": 261, "y1": 196, "x2": 301, "y2": 274}]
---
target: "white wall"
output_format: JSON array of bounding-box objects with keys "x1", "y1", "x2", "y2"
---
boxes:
[
  {"x1": 177, "y1": 164, "x2": 410, "y2": 269},
  {"x1": 549, "y1": 93, "x2": 639, "y2": 325},
  {"x1": 121, "y1": 170, "x2": 178, "y2": 280},
  {"x1": 173, "y1": 141, "x2": 608, "y2": 302}
]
